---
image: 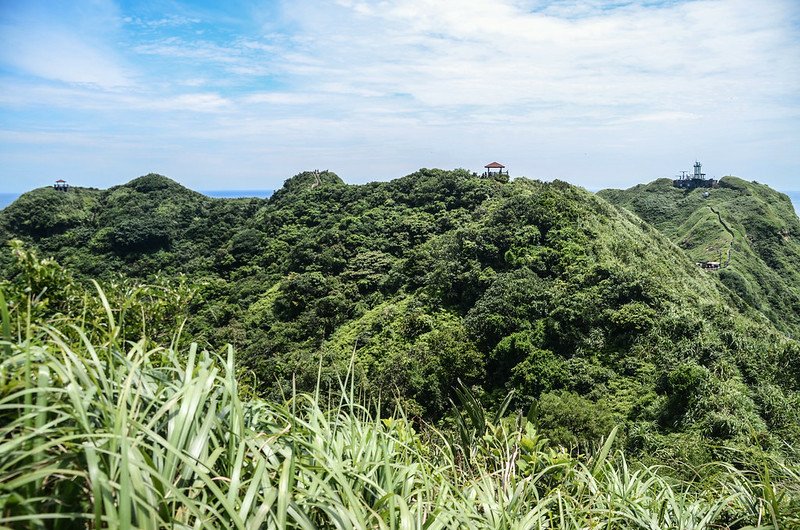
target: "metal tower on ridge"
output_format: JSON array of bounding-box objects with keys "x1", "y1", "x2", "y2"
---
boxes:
[
  {"x1": 673, "y1": 161, "x2": 717, "y2": 189},
  {"x1": 693, "y1": 161, "x2": 705, "y2": 180}
]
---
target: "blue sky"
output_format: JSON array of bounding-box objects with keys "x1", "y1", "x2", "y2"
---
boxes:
[{"x1": 0, "y1": 0, "x2": 798, "y2": 192}]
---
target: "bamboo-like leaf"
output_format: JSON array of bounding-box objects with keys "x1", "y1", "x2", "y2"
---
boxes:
[
  {"x1": 493, "y1": 389, "x2": 515, "y2": 425},
  {"x1": 591, "y1": 426, "x2": 618, "y2": 478},
  {"x1": 0, "y1": 289, "x2": 11, "y2": 356},
  {"x1": 276, "y1": 449, "x2": 295, "y2": 529}
]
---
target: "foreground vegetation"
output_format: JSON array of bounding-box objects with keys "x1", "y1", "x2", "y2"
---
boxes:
[{"x1": 2, "y1": 247, "x2": 799, "y2": 528}]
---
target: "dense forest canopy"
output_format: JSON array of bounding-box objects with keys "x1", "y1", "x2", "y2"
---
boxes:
[{"x1": 2, "y1": 169, "x2": 799, "y2": 467}]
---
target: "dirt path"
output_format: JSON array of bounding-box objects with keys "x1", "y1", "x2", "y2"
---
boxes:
[{"x1": 709, "y1": 205, "x2": 734, "y2": 268}]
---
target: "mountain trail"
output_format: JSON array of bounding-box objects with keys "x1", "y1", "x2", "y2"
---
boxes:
[{"x1": 709, "y1": 205, "x2": 734, "y2": 268}]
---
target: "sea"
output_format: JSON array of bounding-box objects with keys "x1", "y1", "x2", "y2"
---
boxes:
[
  {"x1": 788, "y1": 192, "x2": 800, "y2": 216},
  {"x1": 0, "y1": 193, "x2": 18, "y2": 210},
  {"x1": 201, "y1": 190, "x2": 273, "y2": 199},
  {"x1": 0, "y1": 190, "x2": 273, "y2": 210}
]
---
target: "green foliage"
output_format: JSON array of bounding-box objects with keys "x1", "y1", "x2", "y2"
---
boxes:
[
  {"x1": 507, "y1": 337, "x2": 567, "y2": 396},
  {"x1": 534, "y1": 390, "x2": 619, "y2": 449},
  {"x1": 1, "y1": 186, "x2": 98, "y2": 237},
  {"x1": 465, "y1": 268, "x2": 550, "y2": 352},
  {"x1": 2, "y1": 169, "x2": 800, "y2": 466},
  {"x1": 600, "y1": 176, "x2": 800, "y2": 337},
  {"x1": 108, "y1": 217, "x2": 171, "y2": 252},
  {"x1": 320, "y1": 298, "x2": 485, "y2": 417},
  {"x1": 1, "y1": 240, "x2": 799, "y2": 528}
]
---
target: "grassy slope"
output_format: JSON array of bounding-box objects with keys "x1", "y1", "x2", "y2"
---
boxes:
[{"x1": 599, "y1": 176, "x2": 800, "y2": 337}]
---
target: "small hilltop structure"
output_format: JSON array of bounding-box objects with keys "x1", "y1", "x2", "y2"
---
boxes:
[
  {"x1": 697, "y1": 261, "x2": 721, "y2": 270},
  {"x1": 673, "y1": 161, "x2": 717, "y2": 190},
  {"x1": 53, "y1": 179, "x2": 69, "y2": 192},
  {"x1": 483, "y1": 162, "x2": 508, "y2": 177},
  {"x1": 482, "y1": 162, "x2": 510, "y2": 182}
]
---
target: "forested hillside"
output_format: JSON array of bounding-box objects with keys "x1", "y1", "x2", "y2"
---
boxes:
[
  {"x1": 2, "y1": 170, "x2": 800, "y2": 467},
  {"x1": 600, "y1": 177, "x2": 800, "y2": 338}
]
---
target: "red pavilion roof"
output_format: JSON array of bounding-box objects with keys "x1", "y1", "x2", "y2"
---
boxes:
[{"x1": 484, "y1": 162, "x2": 505, "y2": 169}]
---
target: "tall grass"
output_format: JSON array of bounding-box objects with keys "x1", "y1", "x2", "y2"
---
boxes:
[{"x1": 1, "y1": 285, "x2": 799, "y2": 528}]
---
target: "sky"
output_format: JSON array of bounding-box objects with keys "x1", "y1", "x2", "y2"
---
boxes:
[{"x1": 0, "y1": 0, "x2": 798, "y2": 193}]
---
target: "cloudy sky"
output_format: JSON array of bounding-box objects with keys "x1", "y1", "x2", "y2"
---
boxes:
[{"x1": 0, "y1": 0, "x2": 798, "y2": 192}]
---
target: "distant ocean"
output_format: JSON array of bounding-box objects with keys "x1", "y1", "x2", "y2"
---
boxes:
[
  {"x1": 0, "y1": 193, "x2": 18, "y2": 210},
  {"x1": 788, "y1": 192, "x2": 800, "y2": 215},
  {"x1": 201, "y1": 190, "x2": 273, "y2": 199}
]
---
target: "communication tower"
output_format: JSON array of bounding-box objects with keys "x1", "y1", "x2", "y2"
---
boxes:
[
  {"x1": 673, "y1": 161, "x2": 716, "y2": 189},
  {"x1": 693, "y1": 161, "x2": 706, "y2": 180}
]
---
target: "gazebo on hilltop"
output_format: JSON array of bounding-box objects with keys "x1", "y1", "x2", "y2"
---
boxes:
[
  {"x1": 53, "y1": 179, "x2": 69, "y2": 192},
  {"x1": 483, "y1": 162, "x2": 508, "y2": 179}
]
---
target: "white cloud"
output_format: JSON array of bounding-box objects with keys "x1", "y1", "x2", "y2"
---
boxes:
[
  {"x1": 0, "y1": 0, "x2": 798, "y2": 190},
  {"x1": 0, "y1": 80, "x2": 230, "y2": 114},
  {"x1": 274, "y1": 0, "x2": 799, "y2": 122},
  {"x1": 156, "y1": 93, "x2": 232, "y2": 112},
  {"x1": 0, "y1": 0, "x2": 132, "y2": 87},
  {"x1": 0, "y1": 24, "x2": 131, "y2": 87},
  {"x1": 242, "y1": 92, "x2": 323, "y2": 105},
  {"x1": 616, "y1": 111, "x2": 701, "y2": 124},
  {"x1": 124, "y1": 14, "x2": 200, "y2": 29}
]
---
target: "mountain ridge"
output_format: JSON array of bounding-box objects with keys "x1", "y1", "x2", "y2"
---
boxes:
[
  {"x1": 600, "y1": 176, "x2": 800, "y2": 338},
  {"x1": 2, "y1": 169, "x2": 799, "y2": 461}
]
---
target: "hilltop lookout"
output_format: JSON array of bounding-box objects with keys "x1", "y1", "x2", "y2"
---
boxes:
[
  {"x1": 673, "y1": 161, "x2": 717, "y2": 190},
  {"x1": 483, "y1": 162, "x2": 508, "y2": 179},
  {"x1": 53, "y1": 179, "x2": 69, "y2": 192}
]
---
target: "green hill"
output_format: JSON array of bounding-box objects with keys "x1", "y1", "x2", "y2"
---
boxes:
[
  {"x1": 599, "y1": 176, "x2": 800, "y2": 338},
  {"x1": 0, "y1": 174, "x2": 259, "y2": 277},
  {"x1": 2, "y1": 170, "x2": 799, "y2": 463}
]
